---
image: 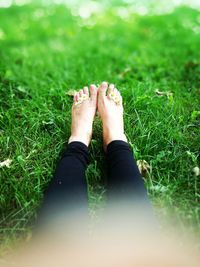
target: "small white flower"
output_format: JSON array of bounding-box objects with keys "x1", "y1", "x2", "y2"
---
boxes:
[
  {"x1": 150, "y1": 185, "x2": 168, "y2": 193},
  {"x1": 0, "y1": 159, "x2": 12, "y2": 168},
  {"x1": 109, "y1": 92, "x2": 122, "y2": 105},
  {"x1": 75, "y1": 93, "x2": 89, "y2": 106},
  {"x1": 82, "y1": 94, "x2": 89, "y2": 100},
  {"x1": 192, "y1": 166, "x2": 200, "y2": 177},
  {"x1": 109, "y1": 92, "x2": 115, "y2": 98}
]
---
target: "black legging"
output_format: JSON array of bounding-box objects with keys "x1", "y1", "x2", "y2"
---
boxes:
[{"x1": 37, "y1": 140, "x2": 151, "y2": 225}]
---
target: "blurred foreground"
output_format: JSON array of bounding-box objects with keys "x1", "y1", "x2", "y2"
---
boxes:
[{"x1": 2, "y1": 203, "x2": 200, "y2": 267}]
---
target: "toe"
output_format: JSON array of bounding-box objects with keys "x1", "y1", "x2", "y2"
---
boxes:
[
  {"x1": 79, "y1": 89, "x2": 83, "y2": 97},
  {"x1": 108, "y1": 83, "x2": 115, "y2": 95},
  {"x1": 83, "y1": 86, "x2": 89, "y2": 95},
  {"x1": 98, "y1": 81, "x2": 108, "y2": 97},
  {"x1": 74, "y1": 93, "x2": 79, "y2": 103},
  {"x1": 114, "y1": 88, "x2": 123, "y2": 104},
  {"x1": 114, "y1": 88, "x2": 120, "y2": 95},
  {"x1": 90, "y1": 84, "x2": 97, "y2": 102}
]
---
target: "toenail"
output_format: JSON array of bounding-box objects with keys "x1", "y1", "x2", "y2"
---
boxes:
[
  {"x1": 90, "y1": 84, "x2": 96, "y2": 89},
  {"x1": 102, "y1": 81, "x2": 108, "y2": 87}
]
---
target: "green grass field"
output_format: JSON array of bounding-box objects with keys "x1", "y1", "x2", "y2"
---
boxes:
[{"x1": 0, "y1": 0, "x2": 200, "y2": 250}]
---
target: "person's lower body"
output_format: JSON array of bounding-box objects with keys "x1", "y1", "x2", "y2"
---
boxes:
[
  {"x1": 36, "y1": 82, "x2": 152, "y2": 228},
  {"x1": 37, "y1": 141, "x2": 150, "y2": 226}
]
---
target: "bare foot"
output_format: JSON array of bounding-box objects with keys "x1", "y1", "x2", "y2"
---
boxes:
[
  {"x1": 97, "y1": 82, "x2": 127, "y2": 148},
  {"x1": 68, "y1": 84, "x2": 98, "y2": 146}
]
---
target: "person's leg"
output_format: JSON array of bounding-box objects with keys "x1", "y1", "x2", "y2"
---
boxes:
[
  {"x1": 37, "y1": 85, "x2": 98, "y2": 225},
  {"x1": 106, "y1": 140, "x2": 148, "y2": 200},
  {"x1": 37, "y1": 141, "x2": 90, "y2": 221},
  {"x1": 97, "y1": 82, "x2": 149, "y2": 203}
]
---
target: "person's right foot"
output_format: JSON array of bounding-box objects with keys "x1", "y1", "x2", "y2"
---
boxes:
[
  {"x1": 97, "y1": 82, "x2": 127, "y2": 148},
  {"x1": 68, "y1": 84, "x2": 98, "y2": 147}
]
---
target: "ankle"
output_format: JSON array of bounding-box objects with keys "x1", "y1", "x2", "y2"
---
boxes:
[
  {"x1": 68, "y1": 133, "x2": 91, "y2": 147},
  {"x1": 103, "y1": 128, "x2": 127, "y2": 146}
]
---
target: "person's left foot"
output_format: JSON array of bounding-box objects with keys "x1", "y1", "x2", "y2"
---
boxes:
[{"x1": 68, "y1": 84, "x2": 98, "y2": 146}]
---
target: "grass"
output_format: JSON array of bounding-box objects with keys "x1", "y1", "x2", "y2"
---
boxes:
[{"x1": 0, "y1": 1, "x2": 200, "y2": 251}]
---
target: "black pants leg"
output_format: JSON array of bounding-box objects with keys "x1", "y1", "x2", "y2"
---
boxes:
[
  {"x1": 106, "y1": 140, "x2": 149, "y2": 202},
  {"x1": 37, "y1": 141, "x2": 89, "y2": 225},
  {"x1": 105, "y1": 140, "x2": 154, "y2": 224}
]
